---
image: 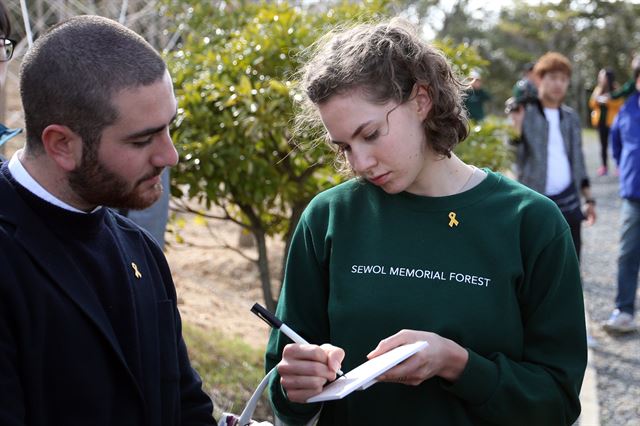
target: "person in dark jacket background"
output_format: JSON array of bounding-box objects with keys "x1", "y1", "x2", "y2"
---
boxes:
[
  {"x1": 0, "y1": 15, "x2": 215, "y2": 425},
  {"x1": 463, "y1": 69, "x2": 491, "y2": 121}
]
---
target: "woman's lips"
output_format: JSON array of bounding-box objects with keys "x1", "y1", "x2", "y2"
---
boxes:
[{"x1": 369, "y1": 172, "x2": 390, "y2": 186}]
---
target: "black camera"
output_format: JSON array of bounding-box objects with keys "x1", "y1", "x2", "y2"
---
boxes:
[{"x1": 505, "y1": 79, "x2": 538, "y2": 114}]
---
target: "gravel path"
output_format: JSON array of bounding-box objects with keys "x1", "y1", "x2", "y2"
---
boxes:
[{"x1": 580, "y1": 130, "x2": 640, "y2": 426}]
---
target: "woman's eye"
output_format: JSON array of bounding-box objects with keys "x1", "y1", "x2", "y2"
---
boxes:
[{"x1": 363, "y1": 130, "x2": 379, "y2": 141}]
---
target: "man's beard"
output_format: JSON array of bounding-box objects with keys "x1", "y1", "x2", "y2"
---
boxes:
[{"x1": 68, "y1": 146, "x2": 164, "y2": 210}]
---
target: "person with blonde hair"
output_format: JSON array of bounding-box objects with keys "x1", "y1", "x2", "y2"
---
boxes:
[{"x1": 265, "y1": 21, "x2": 587, "y2": 425}]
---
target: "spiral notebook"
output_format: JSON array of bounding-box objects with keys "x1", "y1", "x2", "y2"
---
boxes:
[{"x1": 306, "y1": 340, "x2": 429, "y2": 403}]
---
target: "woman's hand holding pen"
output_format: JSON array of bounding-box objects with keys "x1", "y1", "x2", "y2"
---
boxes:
[
  {"x1": 277, "y1": 343, "x2": 345, "y2": 403},
  {"x1": 368, "y1": 330, "x2": 469, "y2": 386}
]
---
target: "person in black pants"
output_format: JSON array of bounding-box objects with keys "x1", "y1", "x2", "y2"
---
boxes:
[{"x1": 589, "y1": 68, "x2": 624, "y2": 176}]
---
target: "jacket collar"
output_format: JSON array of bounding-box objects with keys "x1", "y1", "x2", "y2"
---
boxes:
[{"x1": 534, "y1": 98, "x2": 566, "y2": 120}]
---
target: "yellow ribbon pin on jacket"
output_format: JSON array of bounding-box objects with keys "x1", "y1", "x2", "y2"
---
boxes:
[{"x1": 131, "y1": 262, "x2": 142, "y2": 279}]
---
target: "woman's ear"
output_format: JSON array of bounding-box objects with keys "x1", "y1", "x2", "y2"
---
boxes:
[
  {"x1": 41, "y1": 124, "x2": 83, "y2": 172},
  {"x1": 414, "y1": 84, "x2": 432, "y2": 121}
]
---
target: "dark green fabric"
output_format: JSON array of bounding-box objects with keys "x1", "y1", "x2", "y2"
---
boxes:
[
  {"x1": 464, "y1": 88, "x2": 491, "y2": 121},
  {"x1": 266, "y1": 171, "x2": 587, "y2": 425},
  {"x1": 611, "y1": 79, "x2": 636, "y2": 100}
]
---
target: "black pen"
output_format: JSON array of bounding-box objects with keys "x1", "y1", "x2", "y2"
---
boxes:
[{"x1": 251, "y1": 302, "x2": 345, "y2": 378}]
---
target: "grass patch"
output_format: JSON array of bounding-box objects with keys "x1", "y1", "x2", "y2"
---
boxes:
[{"x1": 183, "y1": 323, "x2": 273, "y2": 422}]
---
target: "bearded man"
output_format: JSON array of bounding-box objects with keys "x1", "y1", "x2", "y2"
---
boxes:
[{"x1": 0, "y1": 15, "x2": 215, "y2": 426}]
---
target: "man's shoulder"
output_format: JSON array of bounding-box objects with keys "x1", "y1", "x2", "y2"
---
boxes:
[
  {"x1": 0, "y1": 173, "x2": 21, "y2": 226},
  {"x1": 106, "y1": 208, "x2": 167, "y2": 259},
  {"x1": 0, "y1": 183, "x2": 24, "y2": 264},
  {"x1": 560, "y1": 103, "x2": 579, "y2": 117},
  {"x1": 522, "y1": 102, "x2": 545, "y2": 128},
  {"x1": 107, "y1": 208, "x2": 138, "y2": 229}
]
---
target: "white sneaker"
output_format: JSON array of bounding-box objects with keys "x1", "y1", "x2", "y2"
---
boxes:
[
  {"x1": 602, "y1": 309, "x2": 637, "y2": 334},
  {"x1": 586, "y1": 334, "x2": 599, "y2": 348}
]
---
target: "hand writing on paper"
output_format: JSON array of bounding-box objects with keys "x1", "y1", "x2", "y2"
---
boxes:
[
  {"x1": 367, "y1": 330, "x2": 469, "y2": 386},
  {"x1": 277, "y1": 343, "x2": 345, "y2": 403}
]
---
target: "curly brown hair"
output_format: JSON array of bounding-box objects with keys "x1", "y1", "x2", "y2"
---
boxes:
[{"x1": 293, "y1": 18, "x2": 469, "y2": 173}]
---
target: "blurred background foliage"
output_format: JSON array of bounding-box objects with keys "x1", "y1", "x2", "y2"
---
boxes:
[{"x1": 164, "y1": 0, "x2": 391, "y2": 310}]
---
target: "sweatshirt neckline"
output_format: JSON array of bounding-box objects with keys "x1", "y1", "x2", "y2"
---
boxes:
[{"x1": 383, "y1": 168, "x2": 501, "y2": 212}]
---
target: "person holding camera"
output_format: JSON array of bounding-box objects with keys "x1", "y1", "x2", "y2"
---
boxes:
[
  {"x1": 505, "y1": 62, "x2": 538, "y2": 114},
  {"x1": 509, "y1": 52, "x2": 596, "y2": 260}
]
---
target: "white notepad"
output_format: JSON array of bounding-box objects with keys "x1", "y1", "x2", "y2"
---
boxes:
[{"x1": 306, "y1": 341, "x2": 429, "y2": 403}]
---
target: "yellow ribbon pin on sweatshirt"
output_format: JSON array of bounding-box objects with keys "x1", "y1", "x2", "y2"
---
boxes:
[{"x1": 448, "y1": 212, "x2": 459, "y2": 228}]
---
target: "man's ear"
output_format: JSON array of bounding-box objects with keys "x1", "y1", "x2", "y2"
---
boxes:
[
  {"x1": 41, "y1": 125, "x2": 83, "y2": 171},
  {"x1": 414, "y1": 84, "x2": 432, "y2": 121}
]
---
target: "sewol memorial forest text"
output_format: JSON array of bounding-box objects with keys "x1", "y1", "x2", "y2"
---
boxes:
[{"x1": 350, "y1": 264, "x2": 491, "y2": 287}]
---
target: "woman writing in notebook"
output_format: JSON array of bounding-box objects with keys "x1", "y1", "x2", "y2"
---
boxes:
[{"x1": 265, "y1": 19, "x2": 587, "y2": 425}]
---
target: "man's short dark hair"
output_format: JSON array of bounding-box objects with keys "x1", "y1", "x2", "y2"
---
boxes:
[{"x1": 19, "y1": 15, "x2": 167, "y2": 154}]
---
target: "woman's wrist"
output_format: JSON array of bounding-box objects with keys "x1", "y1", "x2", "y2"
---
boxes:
[{"x1": 439, "y1": 339, "x2": 469, "y2": 382}]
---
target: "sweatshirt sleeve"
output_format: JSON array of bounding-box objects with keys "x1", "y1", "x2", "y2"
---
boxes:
[
  {"x1": 441, "y1": 226, "x2": 587, "y2": 425},
  {"x1": 611, "y1": 80, "x2": 635, "y2": 99},
  {"x1": 265, "y1": 215, "x2": 328, "y2": 425}
]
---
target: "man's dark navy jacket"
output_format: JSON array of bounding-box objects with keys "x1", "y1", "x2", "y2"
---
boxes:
[{"x1": 0, "y1": 166, "x2": 215, "y2": 425}]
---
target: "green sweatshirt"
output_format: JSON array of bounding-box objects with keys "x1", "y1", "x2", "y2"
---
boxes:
[{"x1": 266, "y1": 170, "x2": 587, "y2": 425}]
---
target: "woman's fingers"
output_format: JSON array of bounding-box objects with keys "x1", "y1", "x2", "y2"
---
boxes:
[
  {"x1": 367, "y1": 329, "x2": 424, "y2": 358},
  {"x1": 277, "y1": 343, "x2": 346, "y2": 402}
]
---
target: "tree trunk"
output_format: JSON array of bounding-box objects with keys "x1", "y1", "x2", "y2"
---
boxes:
[
  {"x1": 254, "y1": 230, "x2": 276, "y2": 312},
  {"x1": 280, "y1": 202, "x2": 305, "y2": 285},
  {"x1": 238, "y1": 228, "x2": 255, "y2": 248}
]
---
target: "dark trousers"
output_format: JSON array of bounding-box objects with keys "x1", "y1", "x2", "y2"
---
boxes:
[
  {"x1": 548, "y1": 185, "x2": 584, "y2": 261},
  {"x1": 566, "y1": 215, "x2": 582, "y2": 261},
  {"x1": 597, "y1": 124, "x2": 610, "y2": 168}
]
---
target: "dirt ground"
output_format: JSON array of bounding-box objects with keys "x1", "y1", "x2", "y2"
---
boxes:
[{"x1": 165, "y1": 212, "x2": 283, "y2": 351}]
